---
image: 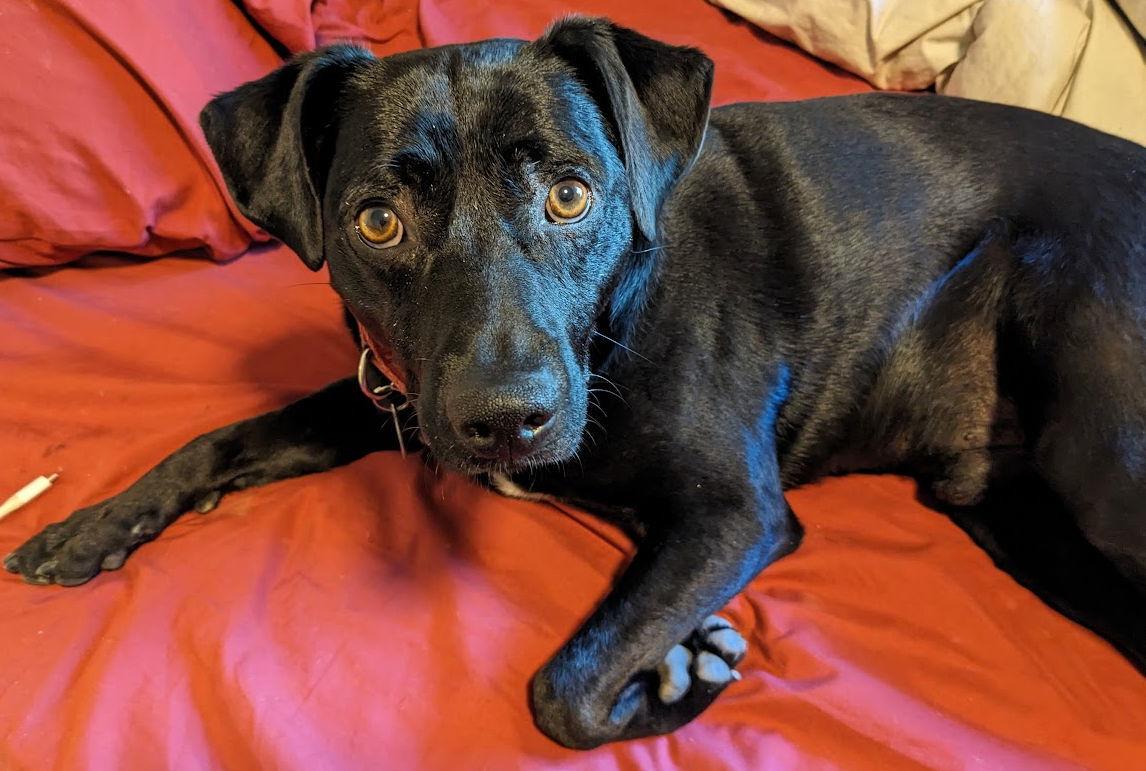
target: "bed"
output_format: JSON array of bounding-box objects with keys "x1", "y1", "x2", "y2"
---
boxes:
[{"x1": 2, "y1": 1, "x2": 1144, "y2": 768}]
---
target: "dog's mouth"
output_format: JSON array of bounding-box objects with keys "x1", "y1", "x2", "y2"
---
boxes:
[{"x1": 450, "y1": 451, "x2": 560, "y2": 477}]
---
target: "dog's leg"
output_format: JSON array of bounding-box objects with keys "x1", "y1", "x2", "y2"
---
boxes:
[
  {"x1": 939, "y1": 470, "x2": 1146, "y2": 673},
  {"x1": 4, "y1": 377, "x2": 401, "y2": 586},
  {"x1": 1026, "y1": 305, "x2": 1146, "y2": 593},
  {"x1": 530, "y1": 454, "x2": 801, "y2": 748}
]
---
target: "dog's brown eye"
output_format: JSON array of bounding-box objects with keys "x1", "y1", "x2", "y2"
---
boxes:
[
  {"x1": 356, "y1": 205, "x2": 403, "y2": 248},
  {"x1": 545, "y1": 179, "x2": 590, "y2": 223}
]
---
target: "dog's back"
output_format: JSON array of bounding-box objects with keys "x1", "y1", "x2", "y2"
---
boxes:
[{"x1": 658, "y1": 93, "x2": 1146, "y2": 591}]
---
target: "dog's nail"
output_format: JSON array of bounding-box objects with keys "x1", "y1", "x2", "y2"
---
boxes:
[
  {"x1": 33, "y1": 559, "x2": 58, "y2": 577},
  {"x1": 657, "y1": 644, "x2": 693, "y2": 704}
]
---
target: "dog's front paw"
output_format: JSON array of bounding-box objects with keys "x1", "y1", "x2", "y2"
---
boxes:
[
  {"x1": 654, "y1": 615, "x2": 746, "y2": 704},
  {"x1": 3, "y1": 505, "x2": 147, "y2": 586},
  {"x1": 531, "y1": 615, "x2": 747, "y2": 748}
]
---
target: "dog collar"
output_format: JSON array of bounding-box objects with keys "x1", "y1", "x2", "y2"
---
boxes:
[
  {"x1": 353, "y1": 316, "x2": 412, "y2": 456},
  {"x1": 355, "y1": 318, "x2": 408, "y2": 395}
]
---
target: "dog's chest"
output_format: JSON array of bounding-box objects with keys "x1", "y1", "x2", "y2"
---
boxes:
[
  {"x1": 488, "y1": 473, "x2": 556, "y2": 502},
  {"x1": 486, "y1": 471, "x2": 644, "y2": 535}
]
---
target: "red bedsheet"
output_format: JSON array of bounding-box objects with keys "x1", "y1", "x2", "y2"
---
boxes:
[{"x1": 2, "y1": 2, "x2": 1144, "y2": 769}]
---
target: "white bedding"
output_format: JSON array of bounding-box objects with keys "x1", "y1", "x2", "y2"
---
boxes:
[{"x1": 710, "y1": 0, "x2": 1146, "y2": 146}]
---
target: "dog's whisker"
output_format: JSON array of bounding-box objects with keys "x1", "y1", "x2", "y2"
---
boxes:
[
  {"x1": 400, "y1": 414, "x2": 421, "y2": 438},
  {"x1": 589, "y1": 372, "x2": 624, "y2": 389},
  {"x1": 587, "y1": 388, "x2": 625, "y2": 407},
  {"x1": 591, "y1": 396, "x2": 609, "y2": 421},
  {"x1": 570, "y1": 448, "x2": 585, "y2": 476},
  {"x1": 587, "y1": 392, "x2": 612, "y2": 424},
  {"x1": 591, "y1": 331, "x2": 651, "y2": 363},
  {"x1": 588, "y1": 373, "x2": 628, "y2": 405},
  {"x1": 588, "y1": 374, "x2": 624, "y2": 398}
]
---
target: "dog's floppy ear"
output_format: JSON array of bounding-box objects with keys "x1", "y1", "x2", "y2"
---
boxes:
[
  {"x1": 199, "y1": 45, "x2": 372, "y2": 269},
  {"x1": 536, "y1": 18, "x2": 714, "y2": 241}
]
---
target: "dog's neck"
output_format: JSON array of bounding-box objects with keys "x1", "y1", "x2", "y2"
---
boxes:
[{"x1": 597, "y1": 240, "x2": 664, "y2": 372}]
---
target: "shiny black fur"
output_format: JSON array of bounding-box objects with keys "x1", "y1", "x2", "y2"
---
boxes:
[{"x1": 7, "y1": 18, "x2": 1146, "y2": 749}]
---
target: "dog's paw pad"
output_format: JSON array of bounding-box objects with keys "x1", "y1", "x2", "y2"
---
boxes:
[
  {"x1": 694, "y1": 650, "x2": 734, "y2": 684},
  {"x1": 656, "y1": 645, "x2": 694, "y2": 704},
  {"x1": 654, "y1": 616, "x2": 747, "y2": 704},
  {"x1": 193, "y1": 491, "x2": 221, "y2": 514},
  {"x1": 100, "y1": 550, "x2": 128, "y2": 571},
  {"x1": 698, "y1": 615, "x2": 748, "y2": 664}
]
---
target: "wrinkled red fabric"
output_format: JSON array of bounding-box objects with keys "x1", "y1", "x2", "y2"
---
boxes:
[
  {"x1": 2, "y1": 1, "x2": 1145, "y2": 769},
  {"x1": 3, "y1": 249, "x2": 1144, "y2": 768}
]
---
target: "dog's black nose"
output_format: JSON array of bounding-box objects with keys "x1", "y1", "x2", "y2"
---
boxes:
[
  {"x1": 459, "y1": 409, "x2": 554, "y2": 458},
  {"x1": 449, "y1": 383, "x2": 558, "y2": 461}
]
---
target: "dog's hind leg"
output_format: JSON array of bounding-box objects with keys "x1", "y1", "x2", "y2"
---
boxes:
[
  {"x1": 938, "y1": 470, "x2": 1146, "y2": 673},
  {"x1": 1041, "y1": 427, "x2": 1146, "y2": 595},
  {"x1": 1031, "y1": 307, "x2": 1146, "y2": 595},
  {"x1": 4, "y1": 377, "x2": 401, "y2": 586},
  {"x1": 973, "y1": 249, "x2": 1146, "y2": 671}
]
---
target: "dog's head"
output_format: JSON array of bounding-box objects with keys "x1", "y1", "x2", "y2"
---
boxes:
[{"x1": 200, "y1": 18, "x2": 712, "y2": 474}]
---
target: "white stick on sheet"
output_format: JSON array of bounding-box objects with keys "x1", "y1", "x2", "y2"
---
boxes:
[{"x1": 0, "y1": 473, "x2": 59, "y2": 521}]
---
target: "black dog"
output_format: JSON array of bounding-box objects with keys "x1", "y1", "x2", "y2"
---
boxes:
[{"x1": 6, "y1": 17, "x2": 1146, "y2": 749}]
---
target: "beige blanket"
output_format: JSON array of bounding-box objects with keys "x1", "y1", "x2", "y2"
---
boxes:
[{"x1": 710, "y1": 0, "x2": 1146, "y2": 146}]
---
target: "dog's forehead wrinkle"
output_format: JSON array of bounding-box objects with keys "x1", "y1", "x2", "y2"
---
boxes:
[
  {"x1": 453, "y1": 77, "x2": 555, "y2": 167},
  {"x1": 433, "y1": 50, "x2": 600, "y2": 169},
  {"x1": 375, "y1": 74, "x2": 534, "y2": 182},
  {"x1": 345, "y1": 50, "x2": 617, "y2": 217}
]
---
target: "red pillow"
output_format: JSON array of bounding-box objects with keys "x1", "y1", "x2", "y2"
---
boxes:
[{"x1": 0, "y1": 0, "x2": 288, "y2": 267}]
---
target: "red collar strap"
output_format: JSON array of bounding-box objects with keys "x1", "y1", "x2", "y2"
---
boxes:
[
  {"x1": 353, "y1": 316, "x2": 411, "y2": 456},
  {"x1": 354, "y1": 317, "x2": 409, "y2": 395}
]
